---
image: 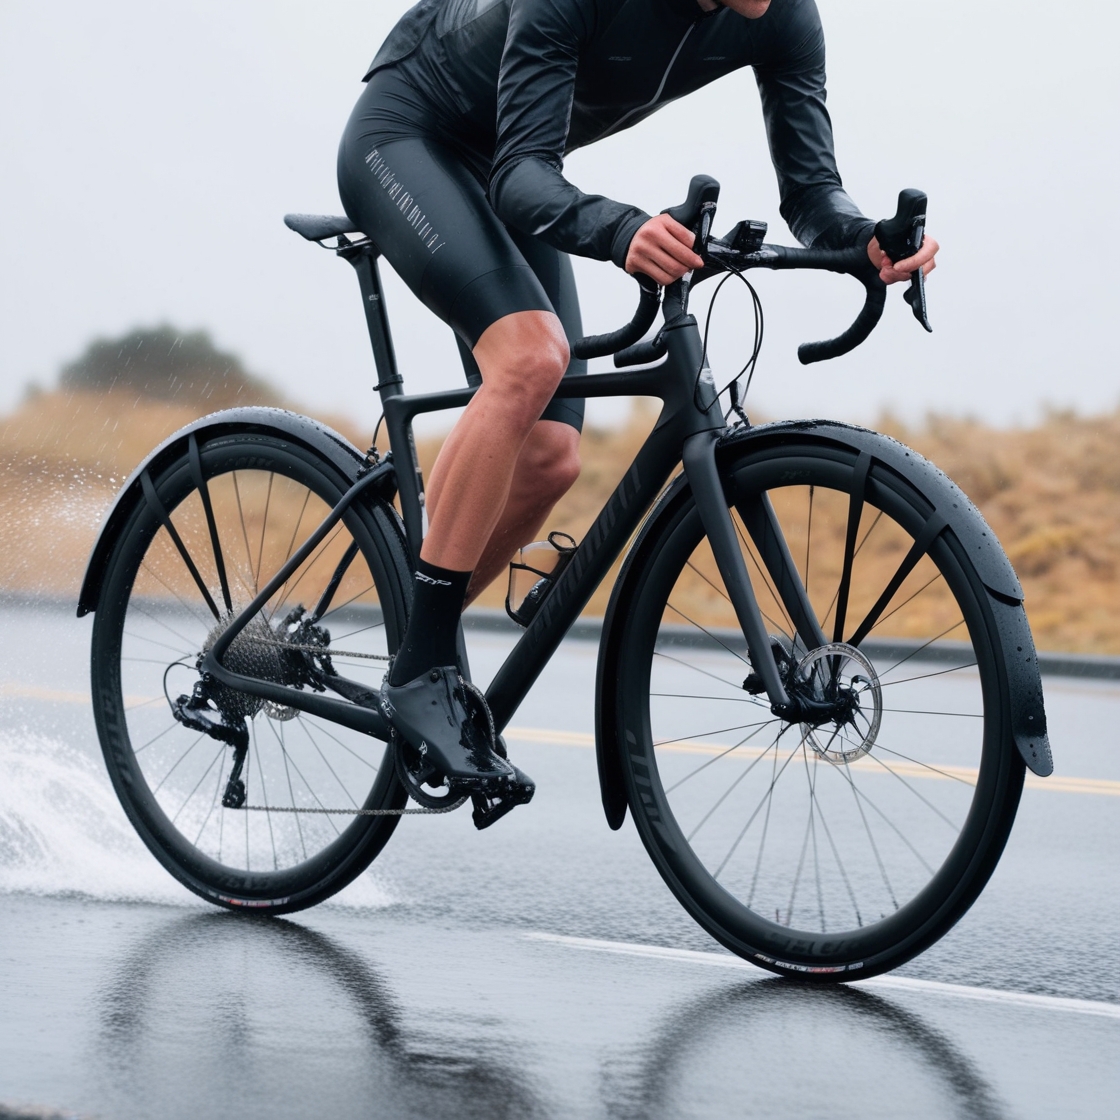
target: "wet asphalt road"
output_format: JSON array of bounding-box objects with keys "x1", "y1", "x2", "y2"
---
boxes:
[{"x1": 0, "y1": 599, "x2": 1117, "y2": 1119}]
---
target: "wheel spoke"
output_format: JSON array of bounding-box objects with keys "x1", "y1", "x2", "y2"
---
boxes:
[
  {"x1": 821, "y1": 509, "x2": 883, "y2": 634},
  {"x1": 189, "y1": 433, "x2": 233, "y2": 613},
  {"x1": 251, "y1": 721, "x2": 279, "y2": 872},
  {"x1": 232, "y1": 471, "x2": 256, "y2": 594},
  {"x1": 653, "y1": 649, "x2": 764, "y2": 695},
  {"x1": 878, "y1": 619, "x2": 968, "y2": 678},
  {"x1": 193, "y1": 759, "x2": 226, "y2": 847},
  {"x1": 806, "y1": 758, "x2": 864, "y2": 928},
  {"x1": 298, "y1": 719, "x2": 360, "y2": 808},
  {"x1": 140, "y1": 470, "x2": 220, "y2": 620},
  {"x1": 254, "y1": 472, "x2": 275, "y2": 594},
  {"x1": 831, "y1": 452, "x2": 871, "y2": 644},
  {"x1": 655, "y1": 719, "x2": 777, "y2": 748},
  {"x1": 666, "y1": 594, "x2": 751, "y2": 666},
  {"x1": 664, "y1": 719, "x2": 780, "y2": 793},
  {"x1": 846, "y1": 514, "x2": 949, "y2": 648},
  {"x1": 153, "y1": 732, "x2": 207, "y2": 794},
  {"x1": 713, "y1": 730, "x2": 805, "y2": 878},
  {"x1": 871, "y1": 742, "x2": 976, "y2": 786},
  {"x1": 866, "y1": 753, "x2": 963, "y2": 831},
  {"x1": 877, "y1": 660, "x2": 978, "y2": 689},
  {"x1": 170, "y1": 743, "x2": 226, "y2": 826},
  {"x1": 839, "y1": 760, "x2": 897, "y2": 913}
]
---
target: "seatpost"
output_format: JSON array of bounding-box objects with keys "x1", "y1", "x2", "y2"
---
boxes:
[{"x1": 341, "y1": 243, "x2": 402, "y2": 397}]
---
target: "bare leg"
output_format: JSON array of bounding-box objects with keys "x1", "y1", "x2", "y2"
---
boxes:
[
  {"x1": 427, "y1": 420, "x2": 581, "y2": 605},
  {"x1": 419, "y1": 310, "x2": 570, "y2": 573}
]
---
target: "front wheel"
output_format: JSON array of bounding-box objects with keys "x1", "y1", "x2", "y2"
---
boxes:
[
  {"x1": 615, "y1": 438, "x2": 1024, "y2": 979},
  {"x1": 90, "y1": 428, "x2": 412, "y2": 913}
]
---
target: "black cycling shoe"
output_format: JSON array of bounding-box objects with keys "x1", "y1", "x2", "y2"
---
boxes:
[{"x1": 380, "y1": 667, "x2": 534, "y2": 818}]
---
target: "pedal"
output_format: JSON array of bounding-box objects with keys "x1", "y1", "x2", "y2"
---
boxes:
[{"x1": 470, "y1": 767, "x2": 535, "y2": 831}]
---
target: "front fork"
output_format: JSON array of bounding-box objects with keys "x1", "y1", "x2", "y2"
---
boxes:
[{"x1": 681, "y1": 429, "x2": 824, "y2": 718}]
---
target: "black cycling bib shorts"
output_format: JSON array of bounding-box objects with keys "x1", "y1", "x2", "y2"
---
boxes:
[{"x1": 338, "y1": 67, "x2": 587, "y2": 431}]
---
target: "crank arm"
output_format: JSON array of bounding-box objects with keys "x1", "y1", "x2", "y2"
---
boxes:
[{"x1": 681, "y1": 431, "x2": 793, "y2": 714}]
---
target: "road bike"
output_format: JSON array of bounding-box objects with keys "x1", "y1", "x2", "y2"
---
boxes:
[{"x1": 80, "y1": 177, "x2": 1052, "y2": 980}]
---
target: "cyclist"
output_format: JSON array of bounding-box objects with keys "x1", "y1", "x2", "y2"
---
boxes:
[{"x1": 336, "y1": 0, "x2": 939, "y2": 824}]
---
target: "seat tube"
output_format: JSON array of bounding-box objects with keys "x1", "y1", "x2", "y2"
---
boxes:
[{"x1": 346, "y1": 245, "x2": 425, "y2": 559}]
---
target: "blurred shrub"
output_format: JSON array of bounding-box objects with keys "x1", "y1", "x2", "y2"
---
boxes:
[{"x1": 59, "y1": 325, "x2": 281, "y2": 407}]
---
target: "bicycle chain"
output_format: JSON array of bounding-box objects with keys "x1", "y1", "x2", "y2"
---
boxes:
[
  {"x1": 256, "y1": 636, "x2": 393, "y2": 662},
  {"x1": 239, "y1": 800, "x2": 466, "y2": 817}
]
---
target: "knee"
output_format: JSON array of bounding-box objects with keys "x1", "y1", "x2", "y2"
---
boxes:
[
  {"x1": 474, "y1": 313, "x2": 571, "y2": 426},
  {"x1": 522, "y1": 424, "x2": 581, "y2": 505},
  {"x1": 504, "y1": 340, "x2": 570, "y2": 421}
]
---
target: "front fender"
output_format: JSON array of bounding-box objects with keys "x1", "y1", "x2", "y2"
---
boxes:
[
  {"x1": 595, "y1": 419, "x2": 1052, "y2": 830},
  {"x1": 77, "y1": 407, "x2": 386, "y2": 617}
]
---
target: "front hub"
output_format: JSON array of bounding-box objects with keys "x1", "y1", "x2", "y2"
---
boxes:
[{"x1": 789, "y1": 642, "x2": 882, "y2": 764}]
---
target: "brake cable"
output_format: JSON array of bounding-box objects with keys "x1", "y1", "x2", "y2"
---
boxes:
[{"x1": 694, "y1": 261, "x2": 765, "y2": 423}]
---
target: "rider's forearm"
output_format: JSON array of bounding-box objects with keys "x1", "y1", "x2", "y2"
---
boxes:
[
  {"x1": 781, "y1": 183, "x2": 876, "y2": 252},
  {"x1": 754, "y1": 6, "x2": 874, "y2": 252},
  {"x1": 489, "y1": 155, "x2": 650, "y2": 267}
]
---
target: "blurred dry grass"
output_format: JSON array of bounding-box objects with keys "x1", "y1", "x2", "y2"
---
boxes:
[{"x1": 1, "y1": 390, "x2": 1116, "y2": 653}]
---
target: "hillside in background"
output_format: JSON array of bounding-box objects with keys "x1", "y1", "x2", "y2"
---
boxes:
[{"x1": 0, "y1": 361, "x2": 1116, "y2": 653}]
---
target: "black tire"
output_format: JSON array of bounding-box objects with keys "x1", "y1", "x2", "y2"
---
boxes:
[
  {"x1": 615, "y1": 439, "x2": 1025, "y2": 980},
  {"x1": 91, "y1": 429, "x2": 412, "y2": 913}
]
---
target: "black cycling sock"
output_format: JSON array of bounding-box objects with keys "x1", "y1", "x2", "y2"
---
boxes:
[{"x1": 388, "y1": 559, "x2": 472, "y2": 686}]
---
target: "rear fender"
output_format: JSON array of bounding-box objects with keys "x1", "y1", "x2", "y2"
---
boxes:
[
  {"x1": 595, "y1": 420, "x2": 1052, "y2": 829},
  {"x1": 77, "y1": 407, "x2": 396, "y2": 617}
]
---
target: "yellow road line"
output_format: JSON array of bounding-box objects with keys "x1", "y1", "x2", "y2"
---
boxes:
[
  {"x1": 505, "y1": 726, "x2": 1120, "y2": 798},
  {"x1": 1, "y1": 683, "x2": 156, "y2": 709},
  {"x1": 2, "y1": 685, "x2": 1114, "y2": 797},
  {"x1": 2, "y1": 682, "x2": 90, "y2": 704}
]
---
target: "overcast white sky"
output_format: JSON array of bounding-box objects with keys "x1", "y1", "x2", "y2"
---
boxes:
[{"x1": 2, "y1": 0, "x2": 1118, "y2": 434}]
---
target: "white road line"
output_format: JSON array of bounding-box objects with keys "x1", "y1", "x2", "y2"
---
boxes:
[{"x1": 525, "y1": 933, "x2": 1120, "y2": 1020}]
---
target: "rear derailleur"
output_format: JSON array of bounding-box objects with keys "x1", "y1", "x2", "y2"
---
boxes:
[{"x1": 169, "y1": 605, "x2": 336, "y2": 808}]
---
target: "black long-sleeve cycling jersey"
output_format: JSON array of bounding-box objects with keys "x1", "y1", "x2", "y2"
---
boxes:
[{"x1": 366, "y1": 0, "x2": 874, "y2": 268}]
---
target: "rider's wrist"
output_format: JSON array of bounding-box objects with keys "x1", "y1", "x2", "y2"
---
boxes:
[{"x1": 611, "y1": 210, "x2": 652, "y2": 269}]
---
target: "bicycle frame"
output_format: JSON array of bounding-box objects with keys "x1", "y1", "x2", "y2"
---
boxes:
[
  {"x1": 200, "y1": 238, "x2": 812, "y2": 734},
  {"x1": 348, "y1": 241, "x2": 804, "y2": 724}
]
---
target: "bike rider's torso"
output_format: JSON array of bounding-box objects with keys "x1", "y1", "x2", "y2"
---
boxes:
[{"x1": 366, "y1": 0, "x2": 874, "y2": 265}]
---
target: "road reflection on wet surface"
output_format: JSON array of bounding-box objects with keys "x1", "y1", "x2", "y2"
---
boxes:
[{"x1": 1, "y1": 601, "x2": 1117, "y2": 1118}]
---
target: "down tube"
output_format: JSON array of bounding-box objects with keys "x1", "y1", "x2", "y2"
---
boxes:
[{"x1": 485, "y1": 427, "x2": 683, "y2": 731}]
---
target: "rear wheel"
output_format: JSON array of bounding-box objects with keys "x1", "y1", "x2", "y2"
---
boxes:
[
  {"x1": 616, "y1": 439, "x2": 1024, "y2": 979},
  {"x1": 91, "y1": 430, "x2": 412, "y2": 913}
]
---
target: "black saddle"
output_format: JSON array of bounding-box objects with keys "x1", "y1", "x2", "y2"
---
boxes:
[{"x1": 283, "y1": 213, "x2": 365, "y2": 242}]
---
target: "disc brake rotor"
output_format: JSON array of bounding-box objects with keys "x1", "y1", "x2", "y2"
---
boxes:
[{"x1": 794, "y1": 642, "x2": 882, "y2": 764}]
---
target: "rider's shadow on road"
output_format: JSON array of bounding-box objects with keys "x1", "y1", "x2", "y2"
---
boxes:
[
  {"x1": 93, "y1": 913, "x2": 549, "y2": 1120},
  {"x1": 602, "y1": 977, "x2": 1010, "y2": 1120}
]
